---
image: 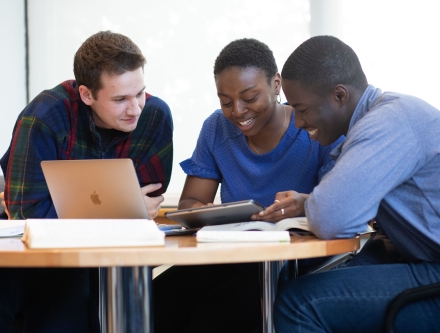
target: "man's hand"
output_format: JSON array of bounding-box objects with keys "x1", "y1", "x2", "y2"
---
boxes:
[
  {"x1": 141, "y1": 183, "x2": 164, "y2": 219},
  {"x1": 0, "y1": 192, "x2": 11, "y2": 219},
  {"x1": 251, "y1": 191, "x2": 309, "y2": 223}
]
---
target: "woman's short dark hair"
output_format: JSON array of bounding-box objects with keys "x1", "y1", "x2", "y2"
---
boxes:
[
  {"x1": 281, "y1": 35, "x2": 368, "y2": 94},
  {"x1": 214, "y1": 38, "x2": 278, "y2": 83},
  {"x1": 73, "y1": 31, "x2": 146, "y2": 99}
]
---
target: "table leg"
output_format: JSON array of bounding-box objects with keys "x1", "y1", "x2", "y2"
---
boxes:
[
  {"x1": 261, "y1": 261, "x2": 283, "y2": 333},
  {"x1": 99, "y1": 266, "x2": 153, "y2": 333},
  {"x1": 107, "y1": 267, "x2": 125, "y2": 332},
  {"x1": 99, "y1": 268, "x2": 108, "y2": 333},
  {"x1": 136, "y1": 267, "x2": 153, "y2": 333}
]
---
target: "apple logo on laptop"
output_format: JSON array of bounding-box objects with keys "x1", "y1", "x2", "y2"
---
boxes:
[{"x1": 90, "y1": 191, "x2": 101, "y2": 205}]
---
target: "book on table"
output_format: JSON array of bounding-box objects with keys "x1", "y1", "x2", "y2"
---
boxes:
[
  {"x1": 196, "y1": 217, "x2": 312, "y2": 243},
  {"x1": 196, "y1": 217, "x2": 376, "y2": 243},
  {"x1": 22, "y1": 219, "x2": 165, "y2": 249}
]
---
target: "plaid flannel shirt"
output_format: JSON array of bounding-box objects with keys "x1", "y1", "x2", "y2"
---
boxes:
[{"x1": 0, "y1": 80, "x2": 173, "y2": 219}]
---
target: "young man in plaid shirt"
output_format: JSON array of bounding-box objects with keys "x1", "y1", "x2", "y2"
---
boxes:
[{"x1": 0, "y1": 31, "x2": 173, "y2": 332}]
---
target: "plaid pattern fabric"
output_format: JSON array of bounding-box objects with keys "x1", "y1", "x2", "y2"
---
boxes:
[{"x1": 0, "y1": 80, "x2": 173, "y2": 219}]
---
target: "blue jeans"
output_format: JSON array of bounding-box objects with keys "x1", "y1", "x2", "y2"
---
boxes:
[
  {"x1": 0, "y1": 268, "x2": 93, "y2": 333},
  {"x1": 274, "y1": 233, "x2": 440, "y2": 333}
]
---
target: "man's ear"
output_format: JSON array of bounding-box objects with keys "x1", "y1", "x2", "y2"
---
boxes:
[
  {"x1": 333, "y1": 84, "x2": 349, "y2": 106},
  {"x1": 78, "y1": 85, "x2": 94, "y2": 106}
]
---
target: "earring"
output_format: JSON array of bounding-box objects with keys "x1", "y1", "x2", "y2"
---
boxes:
[{"x1": 276, "y1": 94, "x2": 281, "y2": 104}]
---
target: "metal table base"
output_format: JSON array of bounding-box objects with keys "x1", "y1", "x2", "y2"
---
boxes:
[{"x1": 99, "y1": 262, "x2": 282, "y2": 333}]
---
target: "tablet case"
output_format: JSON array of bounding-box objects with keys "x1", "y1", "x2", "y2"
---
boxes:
[{"x1": 164, "y1": 200, "x2": 265, "y2": 229}]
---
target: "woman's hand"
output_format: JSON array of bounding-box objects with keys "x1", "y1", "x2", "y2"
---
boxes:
[
  {"x1": 0, "y1": 192, "x2": 11, "y2": 219},
  {"x1": 251, "y1": 191, "x2": 309, "y2": 223},
  {"x1": 141, "y1": 183, "x2": 165, "y2": 219}
]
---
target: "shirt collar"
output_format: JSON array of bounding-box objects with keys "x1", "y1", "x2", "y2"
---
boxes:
[{"x1": 330, "y1": 84, "x2": 382, "y2": 159}]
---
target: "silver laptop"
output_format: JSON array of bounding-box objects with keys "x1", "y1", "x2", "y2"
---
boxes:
[{"x1": 41, "y1": 159, "x2": 150, "y2": 219}]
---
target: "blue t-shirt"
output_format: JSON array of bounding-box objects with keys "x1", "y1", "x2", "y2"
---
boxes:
[{"x1": 180, "y1": 109, "x2": 343, "y2": 207}]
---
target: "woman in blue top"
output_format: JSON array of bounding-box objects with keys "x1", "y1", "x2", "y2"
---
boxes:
[
  {"x1": 153, "y1": 38, "x2": 344, "y2": 333},
  {"x1": 179, "y1": 43, "x2": 340, "y2": 216}
]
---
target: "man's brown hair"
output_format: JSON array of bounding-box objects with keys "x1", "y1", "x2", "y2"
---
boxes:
[{"x1": 73, "y1": 31, "x2": 146, "y2": 99}]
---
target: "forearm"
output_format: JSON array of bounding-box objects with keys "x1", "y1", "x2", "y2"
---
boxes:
[
  {"x1": 178, "y1": 176, "x2": 218, "y2": 210},
  {"x1": 137, "y1": 107, "x2": 173, "y2": 195},
  {"x1": 178, "y1": 198, "x2": 208, "y2": 210}
]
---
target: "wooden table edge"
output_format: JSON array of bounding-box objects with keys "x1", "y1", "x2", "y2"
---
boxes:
[{"x1": 0, "y1": 236, "x2": 360, "y2": 267}]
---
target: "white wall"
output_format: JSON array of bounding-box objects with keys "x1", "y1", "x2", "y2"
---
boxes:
[
  {"x1": 341, "y1": 0, "x2": 440, "y2": 109},
  {"x1": 310, "y1": 0, "x2": 440, "y2": 109},
  {"x1": 0, "y1": 0, "x2": 26, "y2": 165},
  {"x1": 2, "y1": 0, "x2": 440, "y2": 204},
  {"x1": 25, "y1": 0, "x2": 310, "y2": 204}
]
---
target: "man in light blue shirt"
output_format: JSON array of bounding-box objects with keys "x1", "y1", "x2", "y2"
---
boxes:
[{"x1": 272, "y1": 35, "x2": 440, "y2": 332}]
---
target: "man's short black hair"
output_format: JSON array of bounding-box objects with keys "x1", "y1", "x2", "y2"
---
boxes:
[
  {"x1": 214, "y1": 38, "x2": 278, "y2": 83},
  {"x1": 281, "y1": 35, "x2": 368, "y2": 94}
]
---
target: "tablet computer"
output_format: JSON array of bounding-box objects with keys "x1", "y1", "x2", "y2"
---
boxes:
[{"x1": 164, "y1": 200, "x2": 265, "y2": 229}]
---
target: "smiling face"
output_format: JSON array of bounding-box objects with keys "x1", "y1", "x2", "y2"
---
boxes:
[
  {"x1": 79, "y1": 67, "x2": 146, "y2": 132},
  {"x1": 215, "y1": 67, "x2": 280, "y2": 137},
  {"x1": 282, "y1": 79, "x2": 349, "y2": 146}
]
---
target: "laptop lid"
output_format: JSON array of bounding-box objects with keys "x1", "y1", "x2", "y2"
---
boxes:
[{"x1": 41, "y1": 159, "x2": 150, "y2": 219}]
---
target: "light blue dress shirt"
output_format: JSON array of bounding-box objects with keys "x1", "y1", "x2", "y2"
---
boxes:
[{"x1": 306, "y1": 85, "x2": 440, "y2": 262}]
